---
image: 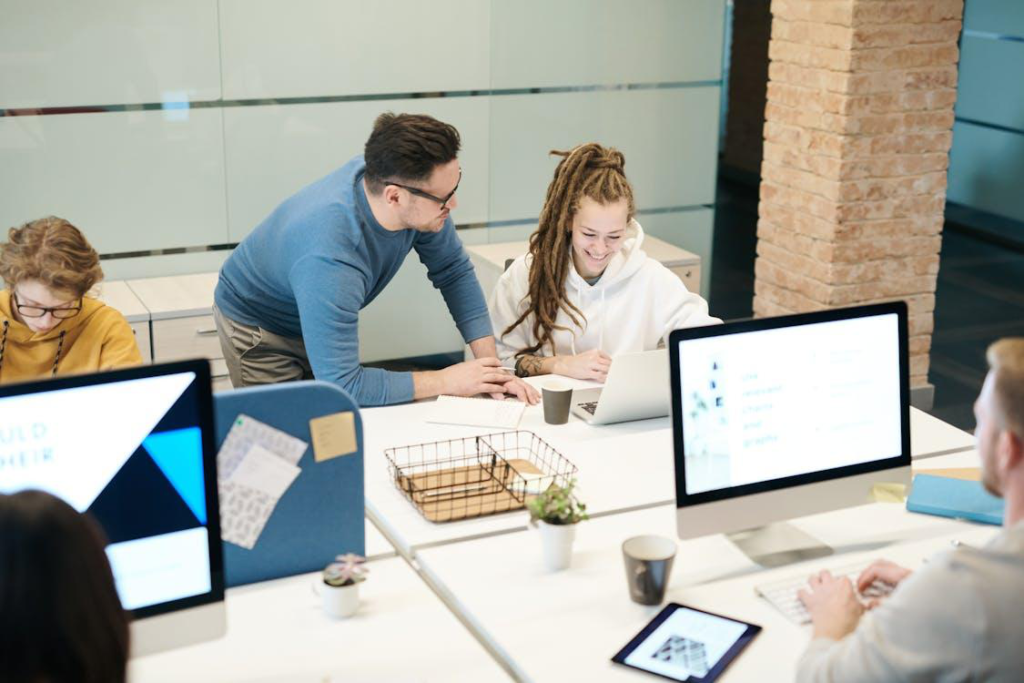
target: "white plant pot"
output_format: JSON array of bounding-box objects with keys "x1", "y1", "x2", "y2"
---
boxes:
[
  {"x1": 320, "y1": 581, "x2": 360, "y2": 619},
  {"x1": 538, "y1": 520, "x2": 577, "y2": 571}
]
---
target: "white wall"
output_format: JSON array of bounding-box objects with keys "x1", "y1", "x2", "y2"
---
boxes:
[{"x1": 0, "y1": 0, "x2": 726, "y2": 361}]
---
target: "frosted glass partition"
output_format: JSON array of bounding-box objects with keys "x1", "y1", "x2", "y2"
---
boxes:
[
  {"x1": 0, "y1": 0, "x2": 726, "y2": 362},
  {"x1": 224, "y1": 97, "x2": 491, "y2": 242},
  {"x1": 963, "y1": 1, "x2": 1024, "y2": 37},
  {"x1": 955, "y1": 36, "x2": 1024, "y2": 132},
  {"x1": 0, "y1": 0, "x2": 220, "y2": 109},
  {"x1": 0, "y1": 110, "x2": 228, "y2": 254},
  {"x1": 490, "y1": 0, "x2": 725, "y2": 88},
  {"x1": 219, "y1": 0, "x2": 490, "y2": 99},
  {"x1": 947, "y1": 121, "x2": 1024, "y2": 224},
  {"x1": 487, "y1": 88, "x2": 720, "y2": 222}
]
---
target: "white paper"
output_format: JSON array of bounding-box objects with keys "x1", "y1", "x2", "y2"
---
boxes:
[
  {"x1": 229, "y1": 444, "x2": 301, "y2": 499},
  {"x1": 218, "y1": 479, "x2": 278, "y2": 551},
  {"x1": 217, "y1": 414, "x2": 308, "y2": 479},
  {"x1": 427, "y1": 395, "x2": 526, "y2": 429}
]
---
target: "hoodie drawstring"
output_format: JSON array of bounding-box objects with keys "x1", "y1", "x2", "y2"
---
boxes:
[{"x1": 0, "y1": 321, "x2": 66, "y2": 378}]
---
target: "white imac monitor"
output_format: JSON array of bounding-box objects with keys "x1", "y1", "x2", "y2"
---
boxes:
[
  {"x1": 668, "y1": 302, "x2": 912, "y2": 567},
  {"x1": 0, "y1": 360, "x2": 226, "y2": 656}
]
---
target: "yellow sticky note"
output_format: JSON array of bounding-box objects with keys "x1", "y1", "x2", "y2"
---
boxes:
[
  {"x1": 309, "y1": 411, "x2": 358, "y2": 463},
  {"x1": 870, "y1": 482, "x2": 907, "y2": 503}
]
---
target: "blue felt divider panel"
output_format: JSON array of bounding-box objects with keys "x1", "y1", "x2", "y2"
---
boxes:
[{"x1": 213, "y1": 381, "x2": 364, "y2": 587}]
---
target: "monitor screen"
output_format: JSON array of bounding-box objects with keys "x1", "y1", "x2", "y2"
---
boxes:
[
  {"x1": 0, "y1": 361, "x2": 223, "y2": 618},
  {"x1": 670, "y1": 303, "x2": 910, "y2": 504}
]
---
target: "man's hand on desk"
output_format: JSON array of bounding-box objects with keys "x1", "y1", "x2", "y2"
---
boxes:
[
  {"x1": 799, "y1": 560, "x2": 912, "y2": 640},
  {"x1": 798, "y1": 571, "x2": 865, "y2": 641},
  {"x1": 856, "y1": 560, "x2": 912, "y2": 609},
  {"x1": 501, "y1": 375, "x2": 540, "y2": 405}
]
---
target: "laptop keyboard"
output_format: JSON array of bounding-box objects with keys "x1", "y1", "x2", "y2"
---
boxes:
[
  {"x1": 579, "y1": 401, "x2": 598, "y2": 415},
  {"x1": 755, "y1": 562, "x2": 895, "y2": 624}
]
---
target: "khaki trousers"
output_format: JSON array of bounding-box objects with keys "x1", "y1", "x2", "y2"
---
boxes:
[{"x1": 213, "y1": 305, "x2": 313, "y2": 388}]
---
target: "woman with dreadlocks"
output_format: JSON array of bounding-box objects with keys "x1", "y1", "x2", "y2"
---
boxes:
[
  {"x1": 489, "y1": 143, "x2": 718, "y2": 381},
  {"x1": 0, "y1": 216, "x2": 141, "y2": 383}
]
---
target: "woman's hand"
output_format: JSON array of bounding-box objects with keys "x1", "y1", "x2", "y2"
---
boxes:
[{"x1": 553, "y1": 349, "x2": 612, "y2": 381}]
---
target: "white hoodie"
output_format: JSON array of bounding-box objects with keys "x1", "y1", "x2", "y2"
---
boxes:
[{"x1": 489, "y1": 220, "x2": 720, "y2": 364}]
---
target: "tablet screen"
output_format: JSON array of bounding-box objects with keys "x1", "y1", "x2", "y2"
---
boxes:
[{"x1": 611, "y1": 603, "x2": 760, "y2": 682}]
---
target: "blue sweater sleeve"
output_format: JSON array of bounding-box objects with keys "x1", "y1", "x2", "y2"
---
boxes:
[
  {"x1": 413, "y1": 223, "x2": 493, "y2": 343},
  {"x1": 289, "y1": 254, "x2": 414, "y2": 406}
]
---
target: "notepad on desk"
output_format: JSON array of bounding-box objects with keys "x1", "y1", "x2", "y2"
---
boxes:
[
  {"x1": 427, "y1": 395, "x2": 526, "y2": 429},
  {"x1": 906, "y1": 473, "x2": 1004, "y2": 526}
]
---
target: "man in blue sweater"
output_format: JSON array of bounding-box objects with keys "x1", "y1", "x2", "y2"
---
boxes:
[{"x1": 213, "y1": 112, "x2": 538, "y2": 407}]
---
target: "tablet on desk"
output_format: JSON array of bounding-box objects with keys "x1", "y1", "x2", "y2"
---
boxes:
[{"x1": 611, "y1": 603, "x2": 760, "y2": 682}]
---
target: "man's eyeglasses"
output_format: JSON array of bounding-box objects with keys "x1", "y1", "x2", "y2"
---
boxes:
[
  {"x1": 12, "y1": 290, "x2": 83, "y2": 319},
  {"x1": 382, "y1": 170, "x2": 461, "y2": 210}
]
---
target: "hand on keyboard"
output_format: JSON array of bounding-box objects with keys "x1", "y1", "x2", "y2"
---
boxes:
[{"x1": 756, "y1": 561, "x2": 900, "y2": 628}]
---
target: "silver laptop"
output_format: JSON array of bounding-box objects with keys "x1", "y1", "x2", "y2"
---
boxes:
[{"x1": 570, "y1": 350, "x2": 670, "y2": 425}]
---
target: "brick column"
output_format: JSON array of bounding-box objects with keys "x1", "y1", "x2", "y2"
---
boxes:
[{"x1": 754, "y1": 0, "x2": 964, "y2": 398}]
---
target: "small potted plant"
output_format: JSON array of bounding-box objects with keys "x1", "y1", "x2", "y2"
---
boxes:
[
  {"x1": 528, "y1": 479, "x2": 588, "y2": 571},
  {"x1": 320, "y1": 553, "x2": 369, "y2": 618}
]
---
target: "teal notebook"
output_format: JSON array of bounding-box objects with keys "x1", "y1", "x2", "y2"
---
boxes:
[{"x1": 906, "y1": 474, "x2": 1004, "y2": 526}]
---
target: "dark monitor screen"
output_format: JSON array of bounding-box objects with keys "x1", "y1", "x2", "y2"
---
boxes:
[{"x1": 0, "y1": 360, "x2": 224, "y2": 618}]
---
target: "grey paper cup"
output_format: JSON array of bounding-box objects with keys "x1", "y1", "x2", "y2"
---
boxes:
[
  {"x1": 622, "y1": 535, "x2": 677, "y2": 605},
  {"x1": 542, "y1": 383, "x2": 573, "y2": 425}
]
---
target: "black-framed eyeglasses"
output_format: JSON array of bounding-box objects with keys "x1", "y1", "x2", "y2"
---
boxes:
[
  {"x1": 382, "y1": 170, "x2": 461, "y2": 210},
  {"x1": 12, "y1": 290, "x2": 83, "y2": 319}
]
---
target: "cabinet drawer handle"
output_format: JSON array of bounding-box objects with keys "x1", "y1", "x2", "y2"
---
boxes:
[{"x1": 195, "y1": 327, "x2": 218, "y2": 336}]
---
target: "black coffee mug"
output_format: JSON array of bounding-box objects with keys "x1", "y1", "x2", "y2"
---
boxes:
[{"x1": 622, "y1": 535, "x2": 677, "y2": 605}]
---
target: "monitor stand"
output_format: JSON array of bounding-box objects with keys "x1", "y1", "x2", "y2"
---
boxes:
[{"x1": 727, "y1": 522, "x2": 833, "y2": 568}]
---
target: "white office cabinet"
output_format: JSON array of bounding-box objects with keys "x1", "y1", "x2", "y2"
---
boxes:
[
  {"x1": 0, "y1": 0, "x2": 221, "y2": 109},
  {"x1": 95, "y1": 280, "x2": 152, "y2": 363},
  {"x1": 641, "y1": 209, "x2": 716, "y2": 297},
  {"x1": 490, "y1": 0, "x2": 725, "y2": 89},
  {"x1": 358, "y1": 229, "x2": 490, "y2": 363},
  {"x1": 0, "y1": 109, "x2": 228, "y2": 254},
  {"x1": 223, "y1": 97, "x2": 491, "y2": 242},
  {"x1": 466, "y1": 235, "x2": 702, "y2": 301},
  {"x1": 219, "y1": 0, "x2": 490, "y2": 100},
  {"x1": 487, "y1": 88, "x2": 721, "y2": 223},
  {"x1": 126, "y1": 273, "x2": 230, "y2": 392}
]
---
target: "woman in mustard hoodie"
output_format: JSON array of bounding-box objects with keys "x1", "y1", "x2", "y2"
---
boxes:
[{"x1": 0, "y1": 216, "x2": 142, "y2": 383}]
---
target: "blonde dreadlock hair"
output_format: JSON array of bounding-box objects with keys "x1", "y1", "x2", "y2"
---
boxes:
[{"x1": 503, "y1": 143, "x2": 635, "y2": 357}]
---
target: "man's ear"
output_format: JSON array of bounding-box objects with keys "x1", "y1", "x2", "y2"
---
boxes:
[
  {"x1": 382, "y1": 185, "x2": 401, "y2": 208},
  {"x1": 1002, "y1": 429, "x2": 1024, "y2": 471}
]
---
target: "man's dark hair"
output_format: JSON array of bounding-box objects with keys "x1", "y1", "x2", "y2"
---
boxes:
[
  {"x1": 0, "y1": 490, "x2": 130, "y2": 683},
  {"x1": 364, "y1": 112, "x2": 461, "y2": 194}
]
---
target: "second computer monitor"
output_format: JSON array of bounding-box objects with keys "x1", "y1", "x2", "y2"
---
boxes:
[{"x1": 668, "y1": 302, "x2": 911, "y2": 560}]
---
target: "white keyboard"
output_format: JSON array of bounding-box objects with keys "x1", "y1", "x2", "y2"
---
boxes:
[{"x1": 755, "y1": 562, "x2": 895, "y2": 625}]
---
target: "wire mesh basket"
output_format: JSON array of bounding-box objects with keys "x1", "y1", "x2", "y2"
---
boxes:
[{"x1": 384, "y1": 430, "x2": 578, "y2": 523}]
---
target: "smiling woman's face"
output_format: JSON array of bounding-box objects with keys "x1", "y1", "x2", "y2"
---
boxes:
[
  {"x1": 10, "y1": 279, "x2": 80, "y2": 334},
  {"x1": 570, "y1": 196, "x2": 629, "y2": 279}
]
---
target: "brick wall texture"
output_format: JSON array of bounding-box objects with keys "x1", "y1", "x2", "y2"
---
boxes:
[{"x1": 754, "y1": 0, "x2": 965, "y2": 388}]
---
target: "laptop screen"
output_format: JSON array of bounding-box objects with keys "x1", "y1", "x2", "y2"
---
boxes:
[
  {"x1": 670, "y1": 303, "x2": 909, "y2": 501},
  {"x1": 0, "y1": 361, "x2": 223, "y2": 616}
]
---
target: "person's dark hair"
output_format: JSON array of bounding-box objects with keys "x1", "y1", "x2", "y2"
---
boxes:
[
  {"x1": 363, "y1": 112, "x2": 461, "y2": 194},
  {"x1": 0, "y1": 490, "x2": 129, "y2": 683}
]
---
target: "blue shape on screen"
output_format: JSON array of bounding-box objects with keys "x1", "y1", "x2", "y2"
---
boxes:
[{"x1": 143, "y1": 427, "x2": 207, "y2": 524}]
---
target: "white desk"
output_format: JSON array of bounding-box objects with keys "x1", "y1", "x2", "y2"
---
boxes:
[
  {"x1": 129, "y1": 555, "x2": 510, "y2": 683},
  {"x1": 362, "y1": 376, "x2": 978, "y2": 555},
  {"x1": 416, "y1": 454, "x2": 998, "y2": 682}
]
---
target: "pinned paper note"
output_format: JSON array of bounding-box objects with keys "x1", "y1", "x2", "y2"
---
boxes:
[
  {"x1": 230, "y1": 444, "x2": 301, "y2": 499},
  {"x1": 310, "y1": 411, "x2": 358, "y2": 463},
  {"x1": 217, "y1": 414, "x2": 308, "y2": 478}
]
